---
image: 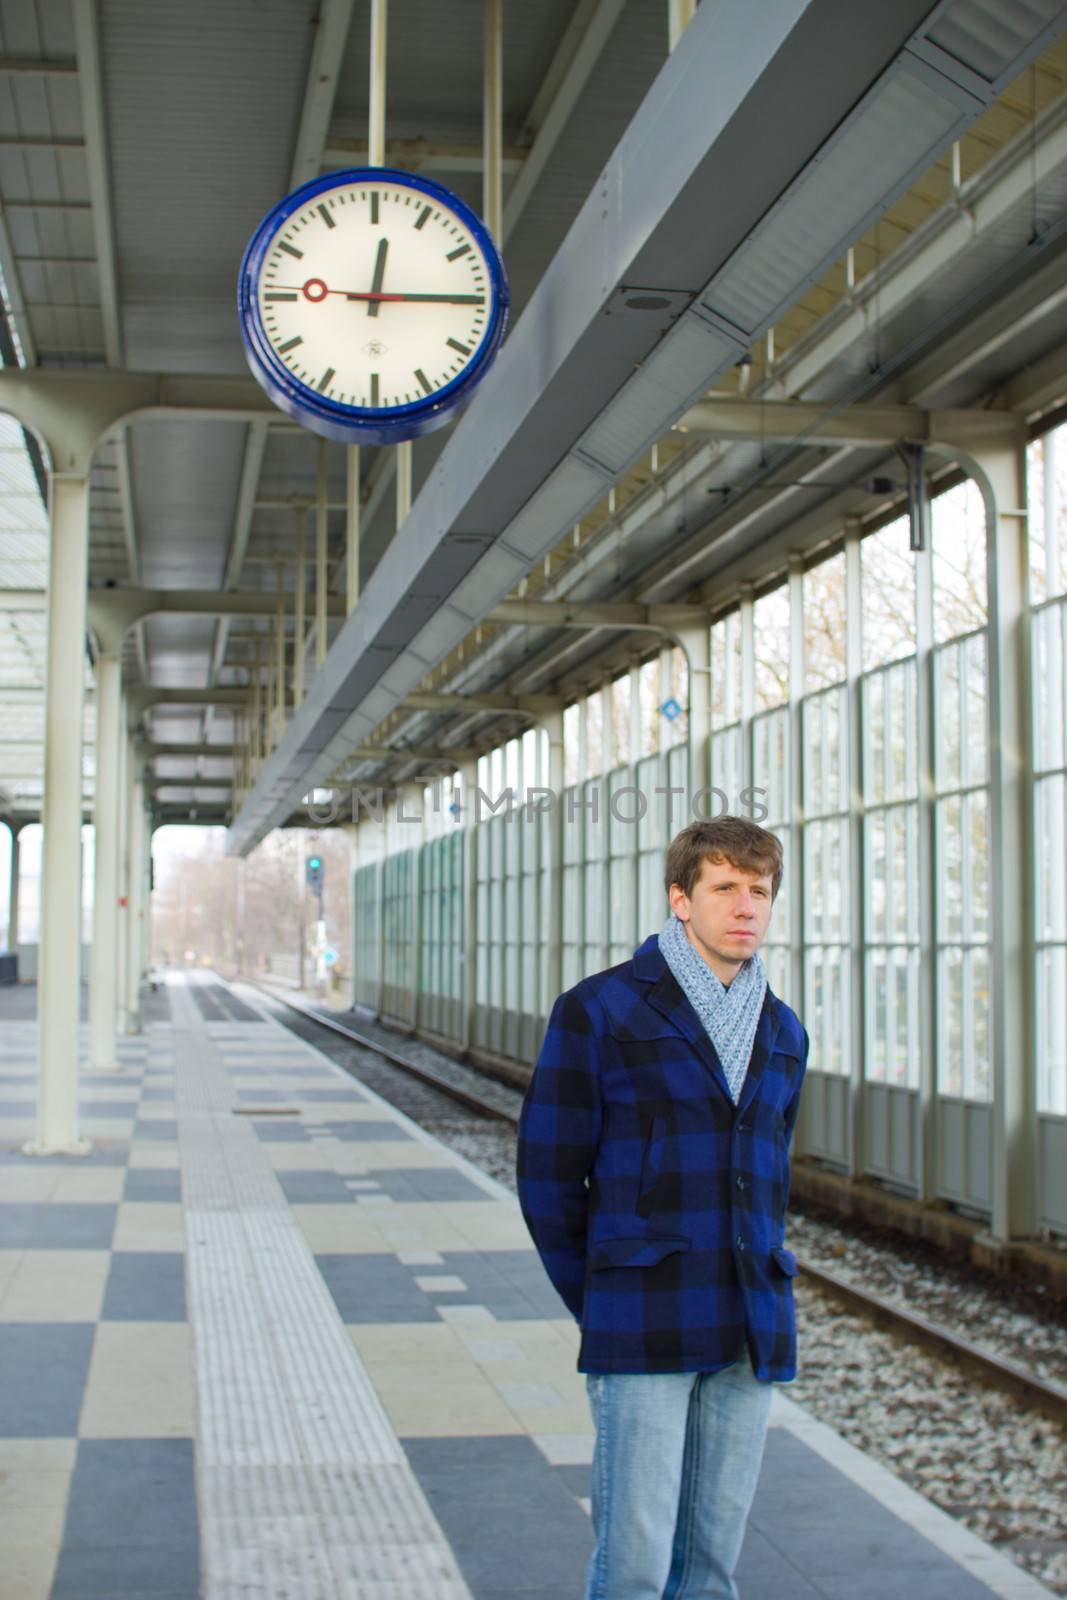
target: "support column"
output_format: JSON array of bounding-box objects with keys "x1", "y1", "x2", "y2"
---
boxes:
[
  {"x1": 316, "y1": 442, "x2": 328, "y2": 670},
  {"x1": 787, "y1": 556, "x2": 807, "y2": 1144},
  {"x1": 937, "y1": 417, "x2": 1036, "y2": 1244},
  {"x1": 458, "y1": 756, "x2": 479, "y2": 1054},
  {"x1": 115, "y1": 704, "x2": 130, "y2": 1035},
  {"x1": 28, "y1": 472, "x2": 92, "y2": 1156},
  {"x1": 541, "y1": 713, "x2": 564, "y2": 1009},
  {"x1": 89, "y1": 651, "x2": 123, "y2": 1071},
  {"x1": 677, "y1": 621, "x2": 711, "y2": 815},
  {"x1": 739, "y1": 583, "x2": 755, "y2": 803},
  {"x1": 483, "y1": 0, "x2": 503, "y2": 242},
  {"x1": 7, "y1": 823, "x2": 20, "y2": 954},
  {"x1": 124, "y1": 736, "x2": 145, "y2": 1034},
  {"x1": 915, "y1": 502, "x2": 938, "y2": 1204},
  {"x1": 142, "y1": 814, "x2": 152, "y2": 979},
  {"x1": 346, "y1": 445, "x2": 360, "y2": 614},
  {"x1": 844, "y1": 520, "x2": 865, "y2": 1178}
]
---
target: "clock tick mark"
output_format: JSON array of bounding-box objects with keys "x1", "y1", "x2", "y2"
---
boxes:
[
  {"x1": 318, "y1": 367, "x2": 335, "y2": 391},
  {"x1": 447, "y1": 338, "x2": 471, "y2": 356},
  {"x1": 446, "y1": 243, "x2": 471, "y2": 262},
  {"x1": 370, "y1": 191, "x2": 380, "y2": 224},
  {"x1": 415, "y1": 368, "x2": 433, "y2": 396},
  {"x1": 414, "y1": 205, "x2": 431, "y2": 230},
  {"x1": 370, "y1": 373, "x2": 380, "y2": 406},
  {"x1": 318, "y1": 204, "x2": 335, "y2": 229},
  {"x1": 278, "y1": 241, "x2": 303, "y2": 259},
  {"x1": 278, "y1": 335, "x2": 303, "y2": 353},
  {"x1": 265, "y1": 291, "x2": 298, "y2": 301}
]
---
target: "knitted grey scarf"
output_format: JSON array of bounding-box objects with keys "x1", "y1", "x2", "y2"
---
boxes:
[{"x1": 658, "y1": 913, "x2": 768, "y2": 1104}]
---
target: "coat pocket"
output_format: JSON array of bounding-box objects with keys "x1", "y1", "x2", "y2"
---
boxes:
[
  {"x1": 635, "y1": 1110, "x2": 670, "y2": 1218},
  {"x1": 589, "y1": 1235, "x2": 692, "y2": 1269},
  {"x1": 771, "y1": 1244, "x2": 798, "y2": 1276}
]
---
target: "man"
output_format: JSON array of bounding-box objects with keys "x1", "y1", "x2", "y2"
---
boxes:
[{"x1": 517, "y1": 816, "x2": 808, "y2": 1600}]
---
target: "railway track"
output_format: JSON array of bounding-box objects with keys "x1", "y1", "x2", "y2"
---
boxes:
[{"x1": 236, "y1": 974, "x2": 1067, "y2": 1430}]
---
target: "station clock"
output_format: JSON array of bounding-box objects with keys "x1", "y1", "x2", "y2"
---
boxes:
[{"x1": 238, "y1": 168, "x2": 509, "y2": 445}]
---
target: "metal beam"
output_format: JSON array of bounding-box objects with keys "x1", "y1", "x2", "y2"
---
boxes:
[
  {"x1": 0, "y1": 56, "x2": 77, "y2": 75},
  {"x1": 87, "y1": 587, "x2": 347, "y2": 649},
  {"x1": 402, "y1": 691, "x2": 563, "y2": 714},
  {"x1": 678, "y1": 399, "x2": 968, "y2": 446},
  {"x1": 503, "y1": 0, "x2": 626, "y2": 242},
  {"x1": 72, "y1": 0, "x2": 122, "y2": 367},
  {"x1": 150, "y1": 777, "x2": 232, "y2": 791},
  {"x1": 289, "y1": 0, "x2": 356, "y2": 188},
  {"x1": 147, "y1": 743, "x2": 236, "y2": 759},
  {"x1": 488, "y1": 600, "x2": 708, "y2": 630},
  {"x1": 322, "y1": 137, "x2": 525, "y2": 174},
  {"x1": 131, "y1": 689, "x2": 247, "y2": 713}
]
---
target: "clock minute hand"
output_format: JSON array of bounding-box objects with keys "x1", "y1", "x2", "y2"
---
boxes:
[
  {"x1": 367, "y1": 239, "x2": 389, "y2": 319},
  {"x1": 344, "y1": 291, "x2": 486, "y2": 304}
]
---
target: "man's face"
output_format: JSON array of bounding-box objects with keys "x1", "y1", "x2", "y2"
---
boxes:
[{"x1": 667, "y1": 854, "x2": 775, "y2": 983}]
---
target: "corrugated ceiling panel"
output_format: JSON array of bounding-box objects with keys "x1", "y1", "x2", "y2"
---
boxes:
[{"x1": 102, "y1": 0, "x2": 318, "y2": 372}]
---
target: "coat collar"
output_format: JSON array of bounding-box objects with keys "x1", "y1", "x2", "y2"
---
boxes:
[{"x1": 632, "y1": 933, "x2": 782, "y2": 1115}]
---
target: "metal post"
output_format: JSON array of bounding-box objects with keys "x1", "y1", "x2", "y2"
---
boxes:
[
  {"x1": 297, "y1": 836, "x2": 307, "y2": 991},
  {"x1": 346, "y1": 444, "x2": 360, "y2": 613},
  {"x1": 7, "y1": 824, "x2": 20, "y2": 954},
  {"x1": 115, "y1": 705, "x2": 129, "y2": 1035},
  {"x1": 275, "y1": 558, "x2": 286, "y2": 742},
  {"x1": 541, "y1": 713, "x2": 564, "y2": 1007},
  {"x1": 677, "y1": 622, "x2": 711, "y2": 814},
  {"x1": 483, "y1": 0, "x2": 503, "y2": 241},
  {"x1": 787, "y1": 556, "x2": 807, "y2": 1140},
  {"x1": 88, "y1": 650, "x2": 122, "y2": 1072},
  {"x1": 844, "y1": 521, "x2": 865, "y2": 1178},
  {"x1": 295, "y1": 508, "x2": 306, "y2": 706},
  {"x1": 669, "y1": 0, "x2": 696, "y2": 51},
  {"x1": 125, "y1": 738, "x2": 145, "y2": 1034},
  {"x1": 29, "y1": 471, "x2": 92, "y2": 1155},
  {"x1": 937, "y1": 417, "x2": 1035, "y2": 1245},
  {"x1": 739, "y1": 583, "x2": 755, "y2": 801},
  {"x1": 316, "y1": 441, "x2": 328, "y2": 669},
  {"x1": 368, "y1": 0, "x2": 387, "y2": 167},
  {"x1": 396, "y1": 439, "x2": 412, "y2": 526},
  {"x1": 914, "y1": 509, "x2": 937, "y2": 1204}
]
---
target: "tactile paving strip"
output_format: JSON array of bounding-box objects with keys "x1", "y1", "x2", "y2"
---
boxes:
[{"x1": 171, "y1": 979, "x2": 472, "y2": 1599}]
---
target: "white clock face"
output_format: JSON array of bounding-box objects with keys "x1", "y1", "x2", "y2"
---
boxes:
[{"x1": 256, "y1": 177, "x2": 493, "y2": 410}]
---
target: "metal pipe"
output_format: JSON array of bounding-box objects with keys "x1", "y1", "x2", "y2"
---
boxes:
[
  {"x1": 295, "y1": 508, "x2": 306, "y2": 706},
  {"x1": 483, "y1": 0, "x2": 503, "y2": 241},
  {"x1": 368, "y1": 0, "x2": 387, "y2": 167},
  {"x1": 346, "y1": 443, "x2": 360, "y2": 612},
  {"x1": 275, "y1": 559, "x2": 286, "y2": 741},
  {"x1": 316, "y1": 440, "x2": 328, "y2": 669},
  {"x1": 396, "y1": 440, "x2": 412, "y2": 524}
]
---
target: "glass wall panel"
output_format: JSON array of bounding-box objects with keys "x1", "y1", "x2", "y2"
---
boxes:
[
  {"x1": 862, "y1": 656, "x2": 919, "y2": 1087},
  {"x1": 1033, "y1": 597, "x2": 1067, "y2": 1115},
  {"x1": 934, "y1": 632, "x2": 990, "y2": 1101},
  {"x1": 802, "y1": 682, "x2": 849, "y2": 1075}
]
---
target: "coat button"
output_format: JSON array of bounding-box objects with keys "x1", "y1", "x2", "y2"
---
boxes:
[
  {"x1": 736, "y1": 1235, "x2": 745, "y2": 1250},
  {"x1": 736, "y1": 1176, "x2": 745, "y2": 1191},
  {"x1": 737, "y1": 1122, "x2": 750, "y2": 1133}
]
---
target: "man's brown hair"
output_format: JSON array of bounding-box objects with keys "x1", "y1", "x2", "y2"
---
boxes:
[{"x1": 664, "y1": 816, "x2": 784, "y2": 902}]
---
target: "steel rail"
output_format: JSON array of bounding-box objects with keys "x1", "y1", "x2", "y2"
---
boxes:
[
  {"x1": 235, "y1": 975, "x2": 520, "y2": 1126},
  {"x1": 794, "y1": 1256, "x2": 1067, "y2": 1428}
]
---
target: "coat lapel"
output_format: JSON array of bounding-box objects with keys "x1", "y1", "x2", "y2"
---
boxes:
[{"x1": 635, "y1": 935, "x2": 783, "y2": 1113}]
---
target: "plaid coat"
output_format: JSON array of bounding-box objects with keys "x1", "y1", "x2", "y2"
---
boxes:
[{"x1": 516, "y1": 934, "x2": 809, "y2": 1381}]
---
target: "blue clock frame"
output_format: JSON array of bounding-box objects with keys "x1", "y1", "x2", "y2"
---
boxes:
[{"x1": 238, "y1": 167, "x2": 510, "y2": 446}]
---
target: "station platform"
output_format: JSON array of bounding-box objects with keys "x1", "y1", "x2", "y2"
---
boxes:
[{"x1": 0, "y1": 972, "x2": 1055, "y2": 1600}]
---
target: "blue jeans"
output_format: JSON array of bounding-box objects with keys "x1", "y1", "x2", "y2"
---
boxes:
[{"x1": 583, "y1": 1359, "x2": 773, "y2": 1600}]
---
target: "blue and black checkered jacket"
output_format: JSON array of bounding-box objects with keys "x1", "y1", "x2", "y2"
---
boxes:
[{"x1": 517, "y1": 934, "x2": 809, "y2": 1382}]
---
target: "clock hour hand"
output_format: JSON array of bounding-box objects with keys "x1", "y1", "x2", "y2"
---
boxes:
[{"x1": 367, "y1": 239, "x2": 389, "y2": 318}]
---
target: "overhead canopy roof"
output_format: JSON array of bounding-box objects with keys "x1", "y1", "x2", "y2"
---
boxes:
[{"x1": 0, "y1": 0, "x2": 1066, "y2": 836}]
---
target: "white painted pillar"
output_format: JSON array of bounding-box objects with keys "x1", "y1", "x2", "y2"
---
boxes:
[
  {"x1": 541, "y1": 712, "x2": 565, "y2": 1008},
  {"x1": 88, "y1": 650, "x2": 123, "y2": 1071},
  {"x1": 7, "y1": 824, "x2": 20, "y2": 953},
  {"x1": 844, "y1": 521, "x2": 866, "y2": 1178},
  {"x1": 141, "y1": 815, "x2": 152, "y2": 978},
  {"x1": 937, "y1": 418, "x2": 1036, "y2": 1243},
  {"x1": 458, "y1": 756, "x2": 479, "y2": 1053},
  {"x1": 28, "y1": 472, "x2": 92, "y2": 1156},
  {"x1": 677, "y1": 621, "x2": 711, "y2": 814},
  {"x1": 125, "y1": 741, "x2": 145, "y2": 1034},
  {"x1": 915, "y1": 502, "x2": 938, "y2": 1204},
  {"x1": 115, "y1": 705, "x2": 130, "y2": 1035}
]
